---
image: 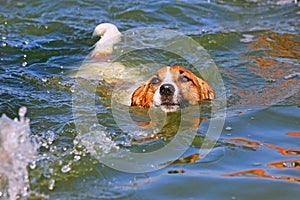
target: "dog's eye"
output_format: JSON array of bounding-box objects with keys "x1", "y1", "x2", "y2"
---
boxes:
[
  {"x1": 180, "y1": 75, "x2": 192, "y2": 82},
  {"x1": 150, "y1": 77, "x2": 161, "y2": 84}
]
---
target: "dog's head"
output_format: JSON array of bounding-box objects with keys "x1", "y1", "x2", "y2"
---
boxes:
[{"x1": 131, "y1": 66, "x2": 215, "y2": 112}]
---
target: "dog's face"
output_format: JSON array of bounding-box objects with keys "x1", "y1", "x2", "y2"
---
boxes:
[{"x1": 131, "y1": 66, "x2": 215, "y2": 112}]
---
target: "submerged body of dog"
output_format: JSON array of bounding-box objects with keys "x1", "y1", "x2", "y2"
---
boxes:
[{"x1": 77, "y1": 23, "x2": 215, "y2": 112}]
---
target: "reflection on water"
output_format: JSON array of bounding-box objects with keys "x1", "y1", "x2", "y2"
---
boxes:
[
  {"x1": 225, "y1": 136, "x2": 300, "y2": 183},
  {"x1": 250, "y1": 32, "x2": 299, "y2": 59},
  {"x1": 267, "y1": 160, "x2": 300, "y2": 169},
  {"x1": 224, "y1": 169, "x2": 300, "y2": 183},
  {"x1": 230, "y1": 32, "x2": 300, "y2": 185},
  {"x1": 286, "y1": 131, "x2": 300, "y2": 136},
  {"x1": 172, "y1": 153, "x2": 201, "y2": 164},
  {"x1": 230, "y1": 32, "x2": 300, "y2": 108},
  {"x1": 227, "y1": 137, "x2": 300, "y2": 156}
]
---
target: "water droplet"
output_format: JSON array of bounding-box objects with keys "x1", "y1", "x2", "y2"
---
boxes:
[
  {"x1": 18, "y1": 107, "x2": 27, "y2": 123},
  {"x1": 48, "y1": 179, "x2": 55, "y2": 191},
  {"x1": 49, "y1": 168, "x2": 54, "y2": 174},
  {"x1": 43, "y1": 169, "x2": 52, "y2": 178},
  {"x1": 45, "y1": 130, "x2": 56, "y2": 145},
  {"x1": 69, "y1": 85, "x2": 75, "y2": 93},
  {"x1": 73, "y1": 138, "x2": 79, "y2": 145},
  {"x1": 21, "y1": 61, "x2": 28, "y2": 67},
  {"x1": 23, "y1": 40, "x2": 29, "y2": 45},
  {"x1": 61, "y1": 164, "x2": 71, "y2": 173},
  {"x1": 225, "y1": 126, "x2": 232, "y2": 131},
  {"x1": 74, "y1": 155, "x2": 81, "y2": 161},
  {"x1": 18, "y1": 106, "x2": 27, "y2": 118},
  {"x1": 29, "y1": 161, "x2": 36, "y2": 169},
  {"x1": 41, "y1": 78, "x2": 48, "y2": 83},
  {"x1": 41, "y1": 143, "x2": 49, "y2": 148},
  {"x1": 1, "y1": 42, "x2": 7, "y2": 47}
]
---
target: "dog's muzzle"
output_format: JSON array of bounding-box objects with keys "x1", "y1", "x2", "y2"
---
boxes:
[
  {"x1": 160, "y1": 83, "x2": 175, "y2": 96},
  {"x1": 159, "y1": 83, "x2": 178, "y2": 106}
]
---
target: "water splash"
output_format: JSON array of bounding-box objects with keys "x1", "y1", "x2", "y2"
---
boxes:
[{"x1": 0, "y1": 107, "x2": 37, "y2": 200}]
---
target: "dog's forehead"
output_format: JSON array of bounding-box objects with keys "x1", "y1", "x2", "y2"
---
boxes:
[
  {"x1": 156, "y1": 66, "x2": 174, "y2": 82},
  {"x1": 169, "y1": 66, "x2": 181, "y2": 75},
  {"x1": 156, "y1": 67, "x2": 167, "y2": 77},
  {"x1": 170, "y1": 66, "x2": 188, "y2": 74},
  {"x1": 171, "y1": 66, "x2": 198, "y2": 78},
  {"x1": 154, "y1": 66, "x2": 196, "y2": 81}
]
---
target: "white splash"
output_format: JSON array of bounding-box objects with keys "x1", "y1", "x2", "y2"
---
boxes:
[{"x1": 0, "y1": 107, "x2": 37, "y2": 200}]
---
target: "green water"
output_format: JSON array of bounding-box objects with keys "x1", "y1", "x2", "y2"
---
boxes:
[{"x1": 0, "y1": 0, "x2": 299, "y2": 199}]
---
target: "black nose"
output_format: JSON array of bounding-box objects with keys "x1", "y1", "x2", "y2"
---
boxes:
[{"x1": 160, "y1": 84, "x2": 175, "y2": 96}]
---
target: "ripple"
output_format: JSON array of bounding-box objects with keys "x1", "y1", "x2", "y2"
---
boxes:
[{"x1": 0, "y1": 0, "x2": 299, "y2": 199}]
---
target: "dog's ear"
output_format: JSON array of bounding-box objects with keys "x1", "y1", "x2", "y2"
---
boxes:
[
  {"x1": 131, "y1": 83, "x2": 151, "y2": 107},
  {"x1": 196, "y1": 77, "x2": 215, "y2": 100}
]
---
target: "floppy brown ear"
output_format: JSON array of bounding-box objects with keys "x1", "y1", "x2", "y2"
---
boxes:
[
  {"x1": 131, "y1": 83, "x2": 151, "y2": 107},
  {"x1": 196, "y1": 77, "x2": 215, "y2": 100}
]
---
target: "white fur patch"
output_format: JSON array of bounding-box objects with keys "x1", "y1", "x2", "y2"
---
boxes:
[{"x1": 152, "y1": 67, "x2": 180, "y2": 112}]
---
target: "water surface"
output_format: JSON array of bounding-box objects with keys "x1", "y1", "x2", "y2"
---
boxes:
[{"x1": 0, "y1": 0, "x2": 299, "y2": 199}]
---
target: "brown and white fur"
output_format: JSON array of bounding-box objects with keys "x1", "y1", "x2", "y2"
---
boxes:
[
  {"x1": 79, "y1": 23, "x2": 214, "y2": 112},
  {"x1": 131, "y1": 65, "x2": 215, "y2": 112}
]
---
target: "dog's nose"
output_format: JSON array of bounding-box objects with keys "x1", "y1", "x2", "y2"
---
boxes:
[{"x1": 160, "y1": 84, "x2": 175, "y2": 96}]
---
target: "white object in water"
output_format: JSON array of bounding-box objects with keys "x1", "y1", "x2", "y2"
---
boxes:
[
  {"x1": 0, "y1": 107, "x2": 37, "y2": 199},
  {"x1": 91, "y1": 23, "x2": 122, "y2": 58}
]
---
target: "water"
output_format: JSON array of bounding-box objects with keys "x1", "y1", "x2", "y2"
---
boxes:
[
  {"x1": 0, "y1": 0, "x2": 299, "y2": 199},
  {"x1": 0, "y1": 107, "x2": 37, "y2": 199}
]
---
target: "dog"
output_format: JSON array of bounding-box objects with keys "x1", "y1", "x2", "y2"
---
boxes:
[
  {"x1": 81, "y1": 23, "x2": 214, "y2": 113},
  {"x1": 131, "y1": 65, "x2": 215, "y2": 112}
]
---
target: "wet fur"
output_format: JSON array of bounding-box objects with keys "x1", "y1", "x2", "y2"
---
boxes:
[{"x1": 131, "y1": 66, "x2": 214, "y2": 108}]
